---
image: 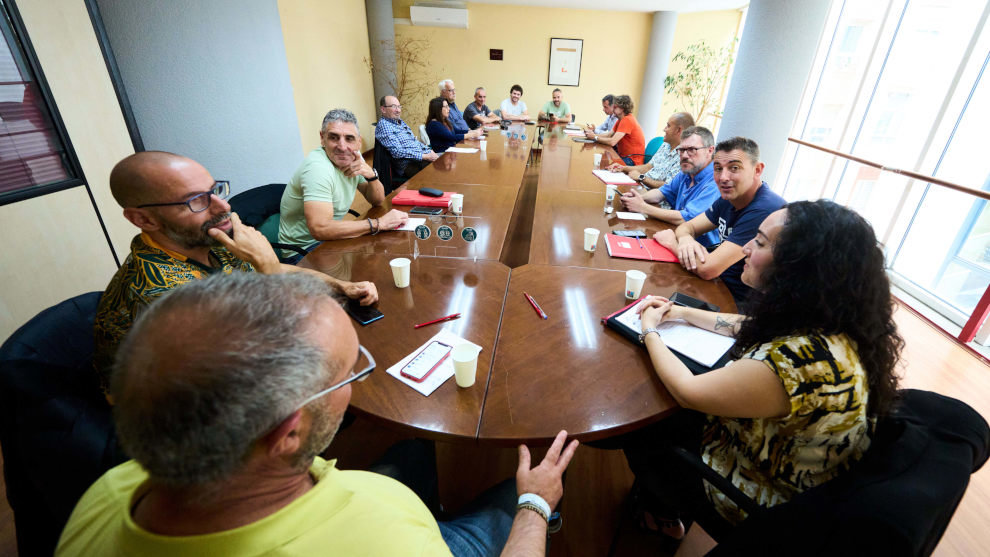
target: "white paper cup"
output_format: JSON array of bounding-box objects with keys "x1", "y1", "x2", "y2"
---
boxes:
[
  {"x1": 605, "y1": 184, "x2": 617, "y2": 203},
  {"x1": 389, "y1": 258, "x2": 411, "y2": 288},
  {"x1": 450, "y1": 193, "x2": 464, "y2": 214},
  {"x1": 452, "y1": 344, "x2": 479, "y2": 388},
  {"x1": 480, "y1": 140, "x2": 487, "y2": 150},
  {"x1": 625, "y1": 270, "x2": 647, "y2": 300},
  {"x1": 584, "y1": 227, "x2": 600, "y2": 252},
  {"x1": 593, "y1": 153, "x2": 603, "y2": 167}
]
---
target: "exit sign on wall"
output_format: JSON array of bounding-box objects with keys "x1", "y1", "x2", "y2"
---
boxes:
[{"x1": 490, "y1": 49, "x2": 503, "y2": 60}]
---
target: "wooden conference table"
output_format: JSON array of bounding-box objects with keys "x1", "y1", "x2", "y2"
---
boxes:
[{"x1": 299, "y1": 123, "x2": 736, "y2": 446}]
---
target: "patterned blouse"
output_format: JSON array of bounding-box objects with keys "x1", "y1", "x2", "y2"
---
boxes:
[
  {"x1": 92, "y1": 233, "x2": 253, "y2": 394},
  {"x1": 701, "y1": 333, "x2": 872, "y2": 523}
]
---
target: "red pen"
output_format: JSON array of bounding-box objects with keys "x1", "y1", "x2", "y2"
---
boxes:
[
  {"x1": 523, "y1": 292, "x2": 549, "y2": 320},
  {"x1": 413, "y1": 313, "x2": 461, "y2": 329}
]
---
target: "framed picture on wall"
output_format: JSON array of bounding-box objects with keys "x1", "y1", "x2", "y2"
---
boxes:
[{"x1": 548, "y1": 38, "x2": 583, "y2": 87}]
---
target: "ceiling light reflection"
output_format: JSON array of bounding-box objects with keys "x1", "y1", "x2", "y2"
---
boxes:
[
  {"x1": 442, "y1": 280, "x2": 475, "y2": 338},
  {"x1": 564, "y1": 287, "x2": 597, "y2": 350},
  {"x1": 553, "y1": 226, "x2": 572, "y2": 259}
]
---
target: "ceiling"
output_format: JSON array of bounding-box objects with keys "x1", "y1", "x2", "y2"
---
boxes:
[{"x1": 461, "y1": 0, "x2": 749, "y2": 13}]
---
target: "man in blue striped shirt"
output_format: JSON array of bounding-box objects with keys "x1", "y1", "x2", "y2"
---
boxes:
[
  {"x1": 375, "y1": 95, "x2": 438, "y2": 178},
  {"x1": 587, "y1": 94, "x2": 617, "y2": 134}
]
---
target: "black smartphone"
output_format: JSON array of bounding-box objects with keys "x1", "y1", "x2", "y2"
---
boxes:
[
  {"x1": 613, "y1": 229, "x2": 647, "y2": 238},
  {"x1": 669, "y1": 292, "x2": 719, "y2": 313},
  {"x1": 344, "y1": 299, "x2": 384, "y2": 325},
  {"x1": 410, "y1": 206, "x2": 444, "y2": 215}
]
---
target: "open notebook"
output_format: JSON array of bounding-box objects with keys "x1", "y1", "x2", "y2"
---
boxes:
[{"x1": 602, "y1": 297, "x2": 735, "y2": 374}]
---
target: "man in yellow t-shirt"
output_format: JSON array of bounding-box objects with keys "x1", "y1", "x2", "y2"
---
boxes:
[{"x1": 59, "y1": 273, "x2": 579, "y2": 556}]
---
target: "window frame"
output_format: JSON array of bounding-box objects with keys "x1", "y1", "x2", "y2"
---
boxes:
[{"x1": 0, "y1": 0, "x2": 86, "y2": 206}]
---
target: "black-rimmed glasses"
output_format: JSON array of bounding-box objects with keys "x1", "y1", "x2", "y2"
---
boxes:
[
  {"x1": 297, "y1": 345, "x2": 376, "y2": 408},
  {"x1": 136, "y1": 181, "x2": 230, "y2": 213},
  {"x1": 674, "y1": 146, "x2": 706, "y2": 155}
]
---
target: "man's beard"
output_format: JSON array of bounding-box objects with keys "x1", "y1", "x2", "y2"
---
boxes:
[
  {"x1": 160, "y1": 211, "x2": 232, "y2": 249},
  {"x1": 291, "y1": 407, "x2": 345, "y2": 471}
]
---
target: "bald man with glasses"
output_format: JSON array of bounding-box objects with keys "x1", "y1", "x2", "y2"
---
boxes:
[
  {"x1": 60, "y1": 273, "x2": 579, "y2": 557},
  {"x1": 92, "y1": 151, "x2": 378, "y2": 399}
]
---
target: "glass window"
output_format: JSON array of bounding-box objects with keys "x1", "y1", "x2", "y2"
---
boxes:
[{"x1": 0, "y1": 2, "x2": 78, "y2": 202}]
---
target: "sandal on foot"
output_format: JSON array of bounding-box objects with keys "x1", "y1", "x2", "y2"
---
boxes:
[{"x1": 629, "y1": 482, "x2": 686, "y2": 540}]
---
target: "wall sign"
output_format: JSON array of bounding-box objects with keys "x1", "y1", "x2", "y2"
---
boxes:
[{"x1": 548, "y1": 38, "x2": 583, "y2": 87}]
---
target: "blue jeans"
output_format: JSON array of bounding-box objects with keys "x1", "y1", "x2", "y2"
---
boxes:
[
  {"x1": 281, "y1": 241, "x2": 321, "y2": 265},
  {"x1": 622, "y1": 155, "x2": 635, "y2": 165},
  {"x1": 370, "y1": 440, "x2": 516, "y2": 557}
]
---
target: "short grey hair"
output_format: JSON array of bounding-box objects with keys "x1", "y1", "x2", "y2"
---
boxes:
[
  {"x1": 111, "y1": 273, "x2": 343, "y2": 488},
  {"x1": 475, "y1": 87, "x2": 485, "y2": 95},
  {"x1": 322, "y1": 108, "x2": 359, "y2": 135},
  {"x1": 439, "y1": 79, "x2": 454, "y2": 92},
  {"x1": 682, "y1": 126, "x2": 715, "y2": 147}
]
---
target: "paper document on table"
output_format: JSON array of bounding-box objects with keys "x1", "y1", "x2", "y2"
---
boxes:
[
  {"x1": 563, "y1": 129, "x2": 585, "y2": 136},
  {"x1": 616, "y1": 212, "x2": 646, "y2": 220},
  {"x1": 614, "y1": 300, "x2": 735, "y2": 368},
  {"x1": 397, "y1": 218, "x2": 426, "y2": 231},
  {"x1": 592, "y1": 170, "x2": 637, "y2": 185},
  {"x1": 445, "y1": 147, "x2": 479, "y2": 154},
  {"x1": 386, "y1": 330, "x2": 482, "y2": 396}
]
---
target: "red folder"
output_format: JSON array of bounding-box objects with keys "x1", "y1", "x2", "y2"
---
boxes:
[
  {"x1": 392, "y1": 190, "x2": 454, "y2": 207},
  {"x1": 603, "y1": 234, "x2": 679, "y2": 263}
]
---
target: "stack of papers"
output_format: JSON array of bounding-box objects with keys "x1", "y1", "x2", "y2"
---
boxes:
[
  {"x1": 445, "y1": 147, "x2": 478, "y2": 154},
  {"x1": 386, "y1": 330, "x2": 482, "y2": 396},
  {"x1": 592, "y1": 169, "x2": 637, "y2": 185}
]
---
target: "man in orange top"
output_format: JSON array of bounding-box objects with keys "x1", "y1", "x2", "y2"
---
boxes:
[{"x1": 585, "y1": 94, "x2": 645, "y2": 165}]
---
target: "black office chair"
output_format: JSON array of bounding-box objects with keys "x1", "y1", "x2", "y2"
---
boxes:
[
  {"x1": 0, "y1": 292, "x2": 125, "y2": 557},
  {"x1": 373, "y1": 139, "x2": 406, "y2": 195},
  {"x1": 671, "y1": 389, "x2": 990, "y2": 556},
  {"x1": 228, "y1": 183, "x2": 310, "y2": 264}
]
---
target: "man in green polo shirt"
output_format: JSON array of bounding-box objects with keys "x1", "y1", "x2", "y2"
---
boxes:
[
  {"x1": 279, "y1": 108, "x2": 409, "y2": 262},
  {"x1": 539, "y1": 88, "x2": 572, "y2": 123}
]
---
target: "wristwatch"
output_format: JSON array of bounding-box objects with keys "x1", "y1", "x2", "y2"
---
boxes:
[
  {"x1": 369, "y1": 169, "x2": 380, "y2": 182},
  {"x1": 639, "y1": 327, "x2": 663, "y2": 344},
  {"x1": 637, "y1": 173, "x2": 647, "y2": 182}
]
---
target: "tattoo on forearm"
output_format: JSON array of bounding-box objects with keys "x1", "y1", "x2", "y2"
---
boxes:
[{"x1": 715, "y1": 316, "x2": 733, "y2": 331}]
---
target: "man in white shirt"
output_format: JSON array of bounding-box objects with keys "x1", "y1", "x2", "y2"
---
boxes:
[{"x1": 499, "y1": 84, "x2": 529, "y2": 121}]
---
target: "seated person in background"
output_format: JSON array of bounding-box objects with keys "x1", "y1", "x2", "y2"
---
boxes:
[
  {"x1": 375, "y1": 95, "x2": 438, "y2": 178},
  {"x1": 279, "y1": 108, "x2": 408, "y2": 261},
  {"x1": 425, "y1": 97, "x2": 483, "y2": 153},
  {"x1": 585, "y1": 94, "x2": 645, "y2": 165},
  {"x1": 654, "y1": 136, "x2": 786, "y2": 303},
  {"x1": 463, "y1": 87, "x2": 500, "y2": 130},
  {"x1": 438, "y1": 79, "x2": 470, "y2": 134},
  {"x1": 619, "y1": 126, "x2": 720, "y2": 245},
  {"x1": 499, "y1": 84, "x2": 529, "y2": 121},
  {"x1": 610, "y1": 112, "x2": 694, "y2": 189},
  {"x1": 586, "y1": 94, "x2": 617, "y2": 135},
  {"x1": 60, "y1": 272, "x2": 580, "y2": 557},
  {"x1": 538, "y1": 88, "x2": 572, "y2": 122},
  {"x1": 93, "y1": 151, "x2": 377, "y2": 397},
  {"x1": 625, "y1": 200, "x2": 901, "y2": 545}
]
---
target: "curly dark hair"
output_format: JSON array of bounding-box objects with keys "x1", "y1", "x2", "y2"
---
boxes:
[
  {"x1": 426, "y1": 97, "x2": 452, "y2": 131},
  {"x1": 732, "y1": 200, "x2": 903, "y2": 417}
]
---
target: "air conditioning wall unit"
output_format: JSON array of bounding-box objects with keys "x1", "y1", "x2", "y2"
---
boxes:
[{"x1": 410, "y1": 5, "x2": 469, "y2": 28}]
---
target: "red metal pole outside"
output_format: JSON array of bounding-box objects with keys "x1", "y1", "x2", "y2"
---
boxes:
[{"x1": 959, "y1": 284, "x2": 990, "y2": 343}]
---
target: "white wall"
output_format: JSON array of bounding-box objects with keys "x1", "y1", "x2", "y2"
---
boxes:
[{"x1": 95, "y1": 0, "x2": 304, "y2": 193}]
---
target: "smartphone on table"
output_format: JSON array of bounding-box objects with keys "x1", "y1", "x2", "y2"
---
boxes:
[
  {"x1": 669, "y1": 292, "x2": 720, "y2": 313},
  {"x1": 344, "y1": 299, "x2": 384, "y2": 326},
  {"x1": 410, "y1": 206, "x2": 444, "y2": 215},
  {"x1": 613, "y1": 230, "x2": 647, "y2": 238},
  {"x1": 400, "y1": 341, "x2": 452, "y2": 382}
]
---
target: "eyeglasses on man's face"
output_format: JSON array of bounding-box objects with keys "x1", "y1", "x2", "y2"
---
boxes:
[
  {"x1": 296, "y1": 344, "x2": 376, "y2": 408},
  {"x1": 384, "y1": 104, "x2": 402, "y2": 109},
  {"x1": 675, "y1": 146, "x2": 705, "y2": 155},
  {"x1": 136, "y1": 181, "x2": 230, "y2": 213}
]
